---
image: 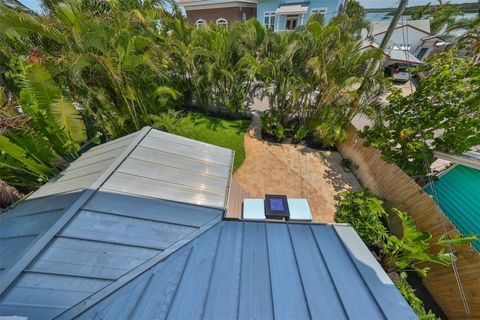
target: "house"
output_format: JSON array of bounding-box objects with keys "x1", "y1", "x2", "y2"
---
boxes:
[
  {"x1": 0, "y1": 127, "x2": 416, "y2": 319},
  {"x1": 370, "y1": 20, "x2": 446, "y2": 61},
  {"x1": 257, "y1": 0, "x2": 345, "y2": 31},
  {"x1": 361, "y1": 40, "x2": 424, "y2": 68},
  {"x1": 178, "y1": 0, "x2": 257, "y2": 28},
  {"x1": 425, "y1": 151, "x2": 480, "y2": 252}
]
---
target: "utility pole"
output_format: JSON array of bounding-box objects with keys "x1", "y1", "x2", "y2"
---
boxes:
[
  {"x1": 351, "y1": 0, "x2": 409, "y2": 122},
  {"x1": 366, "y1": 0, "x2": 409, "y2": 76},
  {"x1": 379, "y1": 0, "x2": 409, "y2": 50}
]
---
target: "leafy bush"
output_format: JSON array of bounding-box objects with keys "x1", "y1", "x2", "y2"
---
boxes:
[
  {"x1": 336, "y1": 190, "x2": 389, "y2": 247},
  {"x1": 382, "y1": 209, "x2": 478, "y2": 277},
  {"x1": 336, "y1": 191, "x2": 478, "y2": 318},
  {"x1": 260, "y1": 112, "x2": 285, "y2": 140},
  {"x1": 360, "y1": 51, "x2": 480, "y2": 177},
  {"x1": 0, "y1": 60, "x2": 86, "y2": 190},
  {"x1": 394, "y1": 272, "x2": 439, "y2": 320},
  {"x1": 150, "y1": 109, "x2": 190, "y2": 136}
]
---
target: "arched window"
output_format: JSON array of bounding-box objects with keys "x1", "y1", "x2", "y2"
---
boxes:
[
  {"x1": 216, "y1": 18, "x2": 228, "y2": 27},
  {"x1": 196, "y1": 19, "x2": 207, "y2": 29}
]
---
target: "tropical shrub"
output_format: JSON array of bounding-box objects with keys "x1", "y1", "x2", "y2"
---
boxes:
[
  {"x1": 337, "y1": 191, "x2": 478, "y2": 277},
  {"x1": 0, "y1": 0, "x2": 175, "y2": 138},
  {"x1": 336, "y1": 190, "x2": 478, "y2": 318},
  {"x1": 0, "y1": 60, "x2": 86, "y2": 190},
  {"x1": 336, "y1": 190, "x2": 389, "y2": 247},
  {"x1": 394, "y1": 272, "x2": 439, "y2": 320},
  {"x1": 150, "y1": 109, "x2": 191, "y2": 136},
  {"x1": 382, "y1": 209, "x2": 477, "y2": 277},
  {"x1": 256, "y1": 15, "x2": 385, "y2": 145},
  {"x1": 360, "y1": 51, "x2": 480, "y2": 177}
]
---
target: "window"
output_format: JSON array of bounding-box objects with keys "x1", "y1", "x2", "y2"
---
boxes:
[
  {"x1": 216, "y1": 18, "x2": 228, "y2": 27},
  {"x1": 311, "y1": 8, "x2": 327, "y2": 20},
  {"x1": 196, "y1": 19, "x2": 207, "y2": 29},
  {"x1": 285, "y1": 14, "x2": 299, "y2": 30},
  {"x1": 264, "y1": 11, "x2": 275, "y2": 30},
  {"x1": 416, "y1": 47, "x2": 429, "y2": 60}
]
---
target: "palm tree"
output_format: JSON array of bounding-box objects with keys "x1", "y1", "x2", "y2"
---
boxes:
[
  {"x1": 0, "y1": 0, "x2": 175, "y2": 138},
  {"x1": 448, "y1": 15, "x2": 480, "y2": 60},
  {"x1": 256, "y1": 15, "x2": 385, "y2": 145},
  {"x1": 0, "y1": 60, "x2": 86, "y2": 190}
]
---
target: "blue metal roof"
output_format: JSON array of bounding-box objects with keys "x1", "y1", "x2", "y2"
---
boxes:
[
  {"x1": 0, "y1": 127, "x2": 232, "y2": 319},
  {"x1": 58, "y1": 221, "x2": 415, "y2": 320},
  {"x1": 0, "y1": 127, "x2": 415, "y2": 319},
  {"x1": 425, "y1": 165, "x2": 480, "y2": 252}
]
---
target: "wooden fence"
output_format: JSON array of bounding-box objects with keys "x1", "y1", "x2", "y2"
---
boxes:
[{"x1": 337, "y1": 124, "x2": 480, "y2": 320}]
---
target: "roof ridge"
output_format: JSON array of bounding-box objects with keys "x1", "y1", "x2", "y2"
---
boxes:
[
  {"x1": 0, "y1": 127, "x2": 152, "y2": 296},
  {"x1": 56, "y1": 215, "x2": 223, "y2": 319}
]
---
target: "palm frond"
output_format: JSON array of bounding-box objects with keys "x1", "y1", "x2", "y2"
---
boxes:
[{"x1": 51, "y1": 98, "x2": 87, "y2": 143}]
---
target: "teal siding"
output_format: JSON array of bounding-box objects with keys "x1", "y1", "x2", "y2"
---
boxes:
[
  {"x1": 425, "y1": 165, "x2": 480, "y2": 252},
  {"x1": 257, "y1": 0, "x2": 344, "y2": 31}
]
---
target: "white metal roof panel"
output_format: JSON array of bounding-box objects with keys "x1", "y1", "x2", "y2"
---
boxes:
[{"x1": 0, "y1": 127, "x2": 232, "y2": 318}]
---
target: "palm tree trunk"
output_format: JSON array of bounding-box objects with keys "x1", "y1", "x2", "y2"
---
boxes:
[{"x1": 0, "y1": 180, "x2": 22, "y2": 208}]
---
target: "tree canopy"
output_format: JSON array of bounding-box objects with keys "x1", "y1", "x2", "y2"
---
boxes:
[{"x1": 360, "y1": 50, "x2": 480, "y2": 177}]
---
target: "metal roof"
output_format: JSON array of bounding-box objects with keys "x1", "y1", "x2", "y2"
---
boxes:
[
  {"x1": 58, "y1": 221, "x2": 416, "y2": 320},
  {"x1": 425, "y1": 165, "x2": 480, "y2": 252},
  {"x1": 386, "y1": 48, "x2": 424, "y2": 65},
  {"x1": 0, "y1": 127, "x2": 416, "y2": 319},
  {"x1": 0, "y1": 127, "x2": 232, "y2": 319}
]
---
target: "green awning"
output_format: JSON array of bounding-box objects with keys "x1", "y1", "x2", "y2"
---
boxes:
[{"x1": 425, "y1": 165, "x2": 480, "y2": 252}]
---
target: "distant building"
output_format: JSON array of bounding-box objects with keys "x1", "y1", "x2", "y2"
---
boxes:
[
  {"x1": 257, "y1": 0, "x2": 346, "y2": 31},
  {"x1": 370, "y1": 20, "x2": 445, "y2": 61},
  {"x1": 178, "y1": 0, "x2": 257, "y2": 28}
]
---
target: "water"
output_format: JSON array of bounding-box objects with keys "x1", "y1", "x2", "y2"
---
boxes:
[{"x1": 365, "y1": 11, "x2": 478, "y2": 22}]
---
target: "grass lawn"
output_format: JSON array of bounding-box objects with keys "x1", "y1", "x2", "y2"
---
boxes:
[{"x1": 180, "y1": 112, "x2": 250, "y2": 172}]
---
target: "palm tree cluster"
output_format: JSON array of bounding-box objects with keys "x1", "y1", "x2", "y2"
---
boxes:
[
  {"x1": 257, "y1": 15, "x2": 384, "y2": 145},
  {"x1": 0, "y1": 0, "x2": 385, "y2": 194}
]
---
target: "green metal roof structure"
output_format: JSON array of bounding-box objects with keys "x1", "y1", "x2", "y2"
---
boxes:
[{"x1": 425, "y1": 165, "x2": 480, "y2": 252}]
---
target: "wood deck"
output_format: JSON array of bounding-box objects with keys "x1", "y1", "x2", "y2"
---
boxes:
[{"x1": 225, "y1": 178, "x2": 250, "y2": 219}]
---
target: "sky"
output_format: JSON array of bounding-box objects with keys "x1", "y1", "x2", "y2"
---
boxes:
[
  {"x1": 16, "y1": 0, "x2": 480, "y2": 13},
  {"x1": 359, "y1": 0, "x2": 477, "y2": 8}
]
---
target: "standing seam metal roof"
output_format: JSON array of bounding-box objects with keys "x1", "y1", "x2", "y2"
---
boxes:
[
  {"x1": 60, "y1": 221, "x2": 416, "y2": 320},
  {"x1": 0, "y1": 127, "x2": 416, "y2": 320},
  {"x1": 0, "y1": 127, "x2": 233, "y2": 319}
]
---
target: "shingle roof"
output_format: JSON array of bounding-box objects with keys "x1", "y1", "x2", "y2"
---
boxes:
[{"x1": 0, "y1": 127, "x2": 416, "y2": 320}]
